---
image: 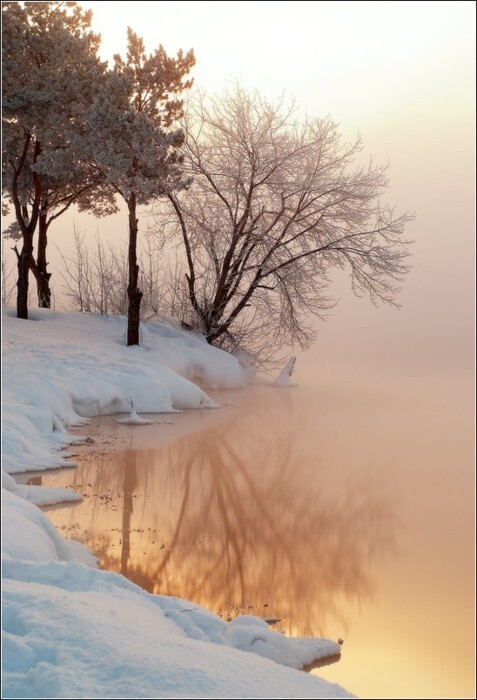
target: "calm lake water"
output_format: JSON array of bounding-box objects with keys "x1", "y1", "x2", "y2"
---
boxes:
[{"x1": 33, "y1": 366, "x2": 474, "y2": 698}]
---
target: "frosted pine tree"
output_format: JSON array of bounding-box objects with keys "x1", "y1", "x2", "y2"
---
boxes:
[
  {"x1": 2, "y1": 1, "x2": 108, "y2": 316},
  {"x1": 83, "y1": 29, "x2": 195, "y2": 346}
]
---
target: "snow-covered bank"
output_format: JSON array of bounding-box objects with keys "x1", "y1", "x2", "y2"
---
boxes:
[
  {"x1": 2, "y1": 310, "x2": 246, "y2": 476},
  {"x1": 2, "y1": 310, "x2": 353, "y2": 698}
]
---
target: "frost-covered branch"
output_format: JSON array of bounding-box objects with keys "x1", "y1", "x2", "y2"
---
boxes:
[{"x1": 156, "y1": 85, "x2": 413, "y2": 364}]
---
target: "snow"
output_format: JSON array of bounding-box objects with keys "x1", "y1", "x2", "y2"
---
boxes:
[
  {"x1": 2, "y1": 490, "x2": 96, "y2": 566},
  {"x1": 8, "y1": 482, "x2": 83, "y2": 507},
  {"x1": 2, "y1": 565, "x2": 351, "y2": 698},
  {"x1": 115, "y1": 398, "x2": 162, "y2": 424},
  {"x1": 2, "y1": 309, "x2": 354, "y2": 698},
  {"x1": 2, "y1": 310, "x2": 240, "y2": 477},
  {"x1": 115, "y1": 409, "x2": 156, "y2": 424},
  {"x1": 273, "y1": 356, "x2": 297, "y2": 387}
]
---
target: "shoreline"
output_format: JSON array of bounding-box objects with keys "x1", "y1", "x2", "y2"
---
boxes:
[
  {"x1": 20, "y1": 392, "x2": 346, "y2": 677},
  {"x1": 2, "y1": 310, "x2": 351, "y2": 698},
  {"x1": 11, "y1": 387, "x2": 251, "y2": 495}
]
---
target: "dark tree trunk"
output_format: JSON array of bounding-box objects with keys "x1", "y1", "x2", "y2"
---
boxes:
[
  {"x1": 15, "y1": 231, "x2": 34, "y2": 320},
  {"x1": 127, "y1": 194, "x2": 143, "y2": 346},
  {"x1": 10, "y1": 133, "x2": 41, "y2": 320},
  {"x1": 32, "y1": 214, "x2": 52, "y2": 308}
]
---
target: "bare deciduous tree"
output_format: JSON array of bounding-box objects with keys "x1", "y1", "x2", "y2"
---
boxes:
[
  {"x1": 2, "y1": 241, "x2": 16, "y2": 307},
  {"x1": 159, "y1": 86, "x2": 413, "y2": 364},
  {"x1": 139, "y1": 227, "x2": 167, "y2": 317},
  {"x1": 58, "y1": 226, "x2": 167, "y2": 319}
]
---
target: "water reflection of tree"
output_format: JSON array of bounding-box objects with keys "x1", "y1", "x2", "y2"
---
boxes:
[
  {"x1": 162, "y1": 438, "x2": 394, "y2": 633},
  {"x1": 119, "y1": 450, "x2": 138, "y2": 576},
  {"x1": 69, "y1": 392, "x2": 398, "y2": 636}
]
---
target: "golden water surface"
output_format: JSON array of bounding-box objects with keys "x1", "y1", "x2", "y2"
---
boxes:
[{"x1": 36, "y1": 372, "x2": 474, "y2": 699}]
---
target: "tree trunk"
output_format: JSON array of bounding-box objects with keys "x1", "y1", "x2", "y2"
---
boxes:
[
  {"x1": 126, "y1": 194, "x2": 143, "y2": 346},
  {"x1": 15, "y1": 231, "x2": 34, "y2": 320},
  {"x1": 10, "y1": 133, "x2": 41, "y2": 320},
  {"x1": 32, "y1": 214, "x2": 52, "y2": 308}
]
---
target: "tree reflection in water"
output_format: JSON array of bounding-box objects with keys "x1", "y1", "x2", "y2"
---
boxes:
[{"x1": 48, "y1": 391, "x2": 398, "y2": 636}]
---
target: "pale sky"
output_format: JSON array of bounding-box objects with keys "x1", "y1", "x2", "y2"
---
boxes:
[{"x1": 81, "y1": 0, "x2": 475, "y2": 127}]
